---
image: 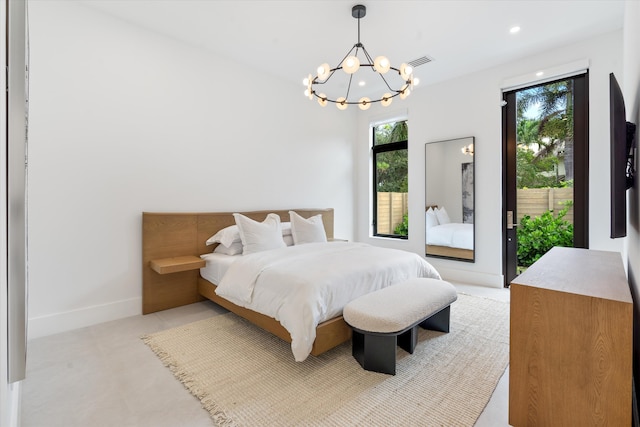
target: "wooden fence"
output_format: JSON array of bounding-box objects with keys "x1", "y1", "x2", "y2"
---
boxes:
[
  {"x1": 377, "y1": 188, "x2": 571, "y2": 234},
  {"x1": 377, "y1": 192, "x2": 408, "y2": 234},
  {"x1": 517, "y1": 187, "x2": 574, "y2": 224}
]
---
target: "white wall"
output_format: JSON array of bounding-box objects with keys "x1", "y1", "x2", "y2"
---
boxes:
[
  {"x1": 356, "y1": 30, "x2": 624, "y2": 287},
  {"x1": 26, "y1": 1, "x2": 356, "y2": 338},
  {"x1": 622, "y1": 0, "x2": 640, "y2": 416}
]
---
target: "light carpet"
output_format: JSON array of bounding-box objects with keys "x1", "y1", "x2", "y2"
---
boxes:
[{"x1": 142, "y1": 293, "x2": 509, "y2": 427}]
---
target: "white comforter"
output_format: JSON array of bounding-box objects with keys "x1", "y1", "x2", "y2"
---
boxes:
[
  {"x1": 426, "y1": 223, "x2": 474, "y2": 250},
  {"x1": 215, "y1": 242, "x2": 441, "y2": 361}
]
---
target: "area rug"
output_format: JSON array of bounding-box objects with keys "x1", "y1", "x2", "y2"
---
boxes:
[{"x1": 142, "y1": 293, "x2": 509, "y2": 426}]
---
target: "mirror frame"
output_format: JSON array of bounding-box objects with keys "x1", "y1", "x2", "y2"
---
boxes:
[{"x1": 425, "y1": 136, "x2": 475, "y2": 263}]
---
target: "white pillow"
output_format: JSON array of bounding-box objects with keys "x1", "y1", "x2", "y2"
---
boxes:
[
  {"x1": 205, "y1": 225, "x2": 240, "y2": 247},
  {"x1": 281, "y1": 222, "x2": 292, "y2": 236},
  {"x1": 233, "y1": 213, "x2": 286, "y2": 255},
  {"x1": 435, "y1": 207, "x2": 451, "y2": 225},
  {"x1": 213, "y1": 241, "x2": 243, "y2": 256},
  {"x1": 426, "y1": 208, "x2": 439, "y2": 229},
  {"x1": 289, "y1": 211, "x2": 327, "y2": 245},
  {"x1": 206, "y1": 221, "x2": 292, "y2": 247},
  {"x1": 283, "y1": 234, "x2": 294, "y2": 246}
]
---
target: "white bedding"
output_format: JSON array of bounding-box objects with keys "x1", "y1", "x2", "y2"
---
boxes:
[
  {"x1": 214, "y1": 242, "x2": 441, "y2": 361},
  {"x1": 200, "y1": 252, "x2": 238, "y2": 284},
  {"x1": 426, "y1": 223, "x2": 474, "y2": 250}
]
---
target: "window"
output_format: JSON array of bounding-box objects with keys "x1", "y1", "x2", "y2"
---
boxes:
[{"x1": 372, "y1": 120, "x2": 408, "y2": 238}]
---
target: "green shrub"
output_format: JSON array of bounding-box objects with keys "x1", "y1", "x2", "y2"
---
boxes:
[
  {"x1": 394, "y1": 213, "x2": 408, "y2": 236},
  {"x1": 517, "y1": 208, "x2": 573, "y2": 268}
]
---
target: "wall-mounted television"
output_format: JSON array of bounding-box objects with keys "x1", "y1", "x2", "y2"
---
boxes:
[{"x1": 610, "y1": 72, "x2": 637, "y2": 239}]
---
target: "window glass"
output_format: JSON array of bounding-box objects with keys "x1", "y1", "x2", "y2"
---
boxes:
[{"x1": 372, "y1": 120, "x2": 408, "y2": 238}]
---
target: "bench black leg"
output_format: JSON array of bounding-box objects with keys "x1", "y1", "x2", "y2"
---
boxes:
[
  {"x1": 352, "y1": 331, "x2": 397, "y2": 375},
  {"x1": 397, "y1": 325, "x2": 418, "y2": 354},
  {"x1": 419, "y1": 305, "x2": 451, "y2": 333}
]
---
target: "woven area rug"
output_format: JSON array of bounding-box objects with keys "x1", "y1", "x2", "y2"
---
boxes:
[{"x1": 142, "y1": 293, "x2": 509, "y2": 426}]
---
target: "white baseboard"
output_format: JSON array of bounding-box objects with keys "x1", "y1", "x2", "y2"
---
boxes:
[
  {"x1": 28, "y1": 297, "x2": 142, "y2": 340},
  {"x1": 438, "y1": 267, "x2": 504, "y2": 288}
]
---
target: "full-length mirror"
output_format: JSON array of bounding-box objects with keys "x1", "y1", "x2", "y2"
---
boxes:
[{"x1": 425, "y1": 137, "x2": 475, "y2": 262}]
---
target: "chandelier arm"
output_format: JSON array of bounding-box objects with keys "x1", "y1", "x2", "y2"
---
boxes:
[
  {"x1": 313, "y1": 88, "x2": 404, "y2": 104},
  {"x1": 344, "y1": 73, "x2": 354, "y2": 101},
  {"x1": 314, "y1": 44, "x2": 358, "y2": 86}
]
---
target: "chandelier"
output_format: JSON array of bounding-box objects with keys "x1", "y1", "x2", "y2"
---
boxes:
[{"x1": 303, "y1": 4, "x2": 418, "y2": 110}]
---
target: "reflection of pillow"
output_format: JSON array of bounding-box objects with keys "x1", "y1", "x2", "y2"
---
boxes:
[
  {"x1": 233, "y1": 213, "x2": 286, "y2": 255},
  {"x1": 213, "y1": 241, "x2": 243, "y2": 255},
  {"x1": 426, "y1": 208, "x2": 439, "y2": 229},
  {"x1": 206, "y1": 225, "x2": 240, "y2": 247},
  {"x1": 435, "y1": 207, "x2": 451, "y2": 225},
  {"x1": 289, "y1": 211, "x2": 327, "y2": 244}
]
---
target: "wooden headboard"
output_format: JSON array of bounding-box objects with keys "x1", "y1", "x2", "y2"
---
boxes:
[{"x1": 142, "y1": 209, "x2": 334, "y2": 314}]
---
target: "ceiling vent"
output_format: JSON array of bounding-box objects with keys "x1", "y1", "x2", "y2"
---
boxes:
[{"x1": 408, "y1": 55, "x2": 434, "y2": 68}]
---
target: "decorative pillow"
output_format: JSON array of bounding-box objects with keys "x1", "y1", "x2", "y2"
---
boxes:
[
  {"x1": 283, "y1": 234, "x2": 294, "y2": 246},
  {"x1": 281, "y1": 222, "x2": 292, "y2": 236},
  {"x1": 289, "y1": 211, "x2": 327, "y2": 245},
  {"x1": 206, "y1": 221, "x2": 292, "y2": 247},
  {"x1": 205, "y1": 225, "x2": 240, "y2": 247},
  {"x1": 233, "y1": 213, "x2": 286, "y2": 255},
  {"x1": 426, "y1": 207, "x2": 439, "y2": 229},
  {"x1": 213, "y1": 241, "x2": 243, "y2": 256},
  {"x1": 435, "y1": 206, "x2": 451, "y2": 225}
]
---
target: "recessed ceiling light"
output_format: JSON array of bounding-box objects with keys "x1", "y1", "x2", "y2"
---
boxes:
[
  {"x1": 510, "y1": 26, "x2": 521, "y2": 34},
  {"x1": 358, "y1": 81, "x2": 366, "y2": 87},
  {"x1": 536, "y1": 71, "x2": 544, "y2": 77}
]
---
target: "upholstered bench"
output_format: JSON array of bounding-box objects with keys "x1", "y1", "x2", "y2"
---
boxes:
[{"x1": 343, "y1": 278, "x2": 457, "y2": 375}]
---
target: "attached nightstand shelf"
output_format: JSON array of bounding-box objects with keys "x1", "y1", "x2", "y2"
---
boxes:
[{"x1": 149, "y1": 255, "x2": 205, "y2": 275}]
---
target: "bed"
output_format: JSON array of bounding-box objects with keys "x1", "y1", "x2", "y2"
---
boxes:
[
  {"x1": 425, "y1": 206, "x2": 474, "y2": 261},
  {"x1": 142, "y1": 209, "x2": 441, "y2": 361}
]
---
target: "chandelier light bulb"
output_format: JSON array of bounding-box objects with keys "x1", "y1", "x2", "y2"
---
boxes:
[
  {"x1": 317, "y1": 63, "x2": 331, "y2": 81},
  {"x1": 358, "y1": 97, "x2": 371, "y2": 110},
  {"x1": 381, "y1": 93, "x2": 393, "y2": 107},
  {"x1": 399, "y1": 84, "x2": 410, "y2": 99},
  {"x1": 336, "y1": 97, "x2": 348, "y2": 110},
  {"x1": 317, "y1": 94, "x2": 328, "y2": 107},
  {"x1": 400, "y1": 63, "x2": 413, "y2": 80},
  {"x1": 373, "y1": 56, "x2": 391, "y2": 74},
  {"x1": 343, "y1": 56, "x2": 360, "y2": 74},
  {"x1": 413, "y1": 77, "x2": 420, "y2": 86}
]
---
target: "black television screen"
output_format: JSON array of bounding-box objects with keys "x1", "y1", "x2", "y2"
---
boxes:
[{"x1": 610, "y1": 72, "x2": 637, "y2": 238}]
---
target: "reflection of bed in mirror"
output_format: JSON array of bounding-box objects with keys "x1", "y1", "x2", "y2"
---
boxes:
[
  {"x1": 425, "y1": 136, "x2": 475, "y2": 262},
  {"x1": 425, "y1": 205, "x2": 474, "y2": 260}
]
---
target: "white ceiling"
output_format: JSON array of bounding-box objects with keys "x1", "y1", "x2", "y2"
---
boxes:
[{"x1": 84, "y1": 0, "x2": 624, "y2": 100}]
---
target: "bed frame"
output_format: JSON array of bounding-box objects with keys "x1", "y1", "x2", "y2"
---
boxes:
[{"x1": 142, "y1": 208, "x2": 352, "y2": 356}]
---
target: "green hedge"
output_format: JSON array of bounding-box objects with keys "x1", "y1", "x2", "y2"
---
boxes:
[{"x1": 517, "y1": 208, "x2": 573, "y2": 268}]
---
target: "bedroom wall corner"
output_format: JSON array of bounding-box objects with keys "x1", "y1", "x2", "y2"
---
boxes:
[{"x1": 622, "y1": 0, "x2": 640, "y2": 424}]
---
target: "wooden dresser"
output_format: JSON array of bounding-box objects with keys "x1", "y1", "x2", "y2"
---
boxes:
[{"x1": 509, "y1": 247, "x2": 632, "y2": 426}]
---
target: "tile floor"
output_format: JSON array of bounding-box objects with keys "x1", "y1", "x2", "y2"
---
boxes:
[{"x1": 20, "y1": 283, "x2": 511, "y2": 427}]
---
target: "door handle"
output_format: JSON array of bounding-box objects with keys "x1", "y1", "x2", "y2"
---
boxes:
[{"x1": 507, "y1": 210, "x2": 519, "y2": 229}]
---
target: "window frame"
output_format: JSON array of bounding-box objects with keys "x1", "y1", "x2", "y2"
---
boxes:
[{"x1": 371, "y1": 120, "x2": 409, "y2": 239}]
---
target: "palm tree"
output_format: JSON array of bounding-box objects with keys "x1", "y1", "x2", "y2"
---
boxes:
[{"x1": 516, "y1": 80, "x2": 574, "y2": 181}]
